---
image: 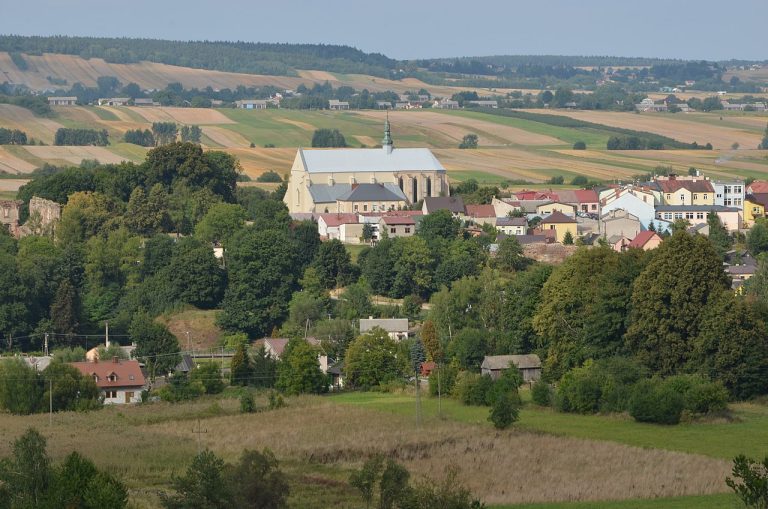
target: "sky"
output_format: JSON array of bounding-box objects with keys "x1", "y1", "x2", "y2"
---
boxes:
[{"x1": 1, "y1": 0, "x2": 766, "y2": 61}]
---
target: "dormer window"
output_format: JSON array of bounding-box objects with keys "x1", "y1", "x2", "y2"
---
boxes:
[
  {"x1": 92, "y1": 374, "x2": 99, "y2": 382},
  {"x1": 107, "y1": 372, "x2": 118, "y2": 382}
]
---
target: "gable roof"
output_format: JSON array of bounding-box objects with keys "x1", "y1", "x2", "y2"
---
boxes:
[
  {"x1": 657, "y1": 179, "x2": 714, "y2": 194},
  {"x1": 628, "y1": 230, "x2": 662, "y2": 248},
  {"x1": 308, "y1": 184, "x2": 352, "y2": 203},
  {"x1": 540, "y1": 210, "x2": 577, "y2": 224},
  {"x1": 70, "y1": 359, "x2": 145, "y2": 389},
  {"x1": 381, "y1": 216, "x2": 415, "y2": 225},
  {"x1": 464, "y1": 204, "x2": 496, "y2": 218},
  {"x1": 318, "y1": 213, "x2": 359, "y2": 227},
  {"x1": 299, "y1": 148, "x2": 445, "y2": 174},
  {"x1": 496, "y1": 216, "x2": 528, "y2": 227},
  {"x1": 336, "y1": 183, "x2": 407, "y2": 202},
  {"x1": 360, "y1": 318, "x2": 409, "y2": 333},
  {"x1": 481, "y1": 354, "x2": 541, "y2": 370},
  {"x1": 423, "y1": 196, "x2": 465, "y2": 214},
  {"x1": 748, "y1": 193, "x2": 768, "y2": 207},
  {"x1": 748, "y1": 181, "x2": 768, "y2": 194}
]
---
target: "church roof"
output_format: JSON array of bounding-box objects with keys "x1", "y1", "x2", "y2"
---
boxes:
[
  {"x1": 308, "y1": 184, "x2": 352, "y2": 203},
  {"x1": 337, "y1": 183, "x2": 407, "y2": 202},
  {"x1": 299, "y1": 147, "x2": 445, "y2": 174}
]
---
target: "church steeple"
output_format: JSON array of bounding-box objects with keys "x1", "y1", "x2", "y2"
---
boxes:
[{"x1": 382, "y1": 113, "x2": 393, "y2": 154}]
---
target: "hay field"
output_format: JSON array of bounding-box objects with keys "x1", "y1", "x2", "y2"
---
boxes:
[
  {"x1": 0, "y1": 178, "x2": 29, "y2": 192},
  {"x1": 0, "y1": 147, "x2": 37, "y2": 174},
  {"x1": 0, "y1": 394, "x2": 731, "y2": 508},
  {"x1": 22, "y1": 145, "x2": 135, "y2": 165},
  {"x1": 0, "y1": 104, "x2": 64, "y2": 144},
  {"x1": 127, "y1": 106, "x2": 235, "y2": 125},
  {"x1": 539, "y1": 109, "x2": 762, "y2": 149}
]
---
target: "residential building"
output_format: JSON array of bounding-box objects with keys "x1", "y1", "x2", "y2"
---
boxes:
[
  {"x1": 359, "y1": 318, "x2": 409, "y2": 341},
  {"x1": 328, "y1": 100, "x2": 350, "y2": 110},
  {"x1": 422, "y1": 196, "x2": 466, "y2": 216},
  {"x1": 556, "y1": 189, "x2": 601, "y2": 215},
  {"x1": 235, "y1": 99, "x2": 268, "y2": 109},
  {"x1": 600, "y1": 185, "x2": 658, "y2": 207},
  {"x1": 712, "y1": 180, "x2": 745, "y2": 209},
  {"x1": 495, "y1": 216, "x2": 527, "y2": 235},
  {"x1": 747, "y1": 181, "x2": 768, "y2": 194},
  {"x1": 635, "y1": 98, "x2": 668, "y2": 112},
  {"x1": 22, "y1": 356, "x2": 53, "y2": 372},
  {"x1": 317, "y1": 213, "x2": 359, "y2": 240},
  {"x1": 607, "y1": 234, "x2": 631, "y2": 252},
  {"x1": 535, "y1": 201, "x2": 577, "y2": 217},
  {"x1": 97, "y1": 97, "x2": 130, "y2": 106},
  {"x1": 255, "y1": 337, "x2": 329, "y2": 373},
  {"x1": 380, "y1": 216, "x2": 415, "y2": 238},
  {"x1": 539, "y1": 211, "x2": 577, "y2": 243},
  {"x1": 467, "y1": 100, "x2": 498, "y2": 108},
  {"x1": 655, "y1": 205, "x2": 742, "y2": 231},
  {"x1": 725, "y1": 252, "x2": 758, "y2": 289},
  {"x1": 627, "y1": 231, "x2": 663, "y2": 251},
  {"x1": 433, "y1": 99, "x2": 459, "y2": 109},
  {"x1": 744, "y1": 195, "x2": 766, "y2": 226},
  {"x1": 335, "y1": 183, "x2": 409, "y2": 214},
  {"x1": 70, "y1": 358, "x2": 146, "y2": 405},
  {"x1": 284, "y1": 120, "x2": 448, "y2": 213},
  {"x1": 601, "y1": 191, "x2": 666, "y2": 231},
  {"x1": 657, "y1": 177, "x2": 714, "y2": 206},
  {"x1": 601, "y1": 209, "x2": 642, "y2": 239},
  {"x1": 463, "y1": 204, "x2": 496, "y2": 226},
  {"x1": 376, "y1": 101, "x2": 391, "y2": 109},
  {"x1": 47, "y1": 96, "x2": 77, "y2": 106},
  {"x1": 480, "y1": 354, "x2": 541, "y2": 382}
]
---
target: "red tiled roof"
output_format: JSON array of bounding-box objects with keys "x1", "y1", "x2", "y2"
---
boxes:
[
  {"x1": 71, "y1": 359, "x2": 145, "y2": 389},
  {"x1": 748, "y1": 181, "x2": 768, "y2": 194},
  {"x1": 657, "y1": 179, "x2": 714, "y2": 193},
  {"x1": 318, "y1": 213, "x2": 359, "y2": 227},
  {"x1": 628, "y1": 230, "x2": 662, "y2": 248},
  {"x1": 540, "y1": 210, "x2": 577, "y2": 224},
  {"x1": 465, "y1": 204, "x2": 496, "y2": 218},
  {"x1": 572, "y1": 189, "x2": 599, "y2": 203},
  {"x1": 358, "y1": 210, "x2": 423, "y2": 217},
  {"x1": 381, "y1": 216, "x2": 415, "y2": 225}
]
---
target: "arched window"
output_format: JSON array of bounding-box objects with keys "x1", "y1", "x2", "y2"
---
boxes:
[
  {"x1": 412, "y1": 178, "x2": 418, "y2": 202},
  {"x1": 426, "y1": 177, "x2": 432, "y2": 197},
  {"x1": 398, "y1": 177, "x2": 404, "y2": 192}
]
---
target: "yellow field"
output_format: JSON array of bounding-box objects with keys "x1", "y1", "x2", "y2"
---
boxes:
[
  {"x1": 0, "y1": 147, "x2": 37, "y2": 174},
  {"x1": 0, "y1": 178, "x2": 29, "y2": 192},
  {"x1": 22, "y1": 145, "x2": 136, "y2": 165},
  {"x1": 126, "y1": 106, "x2": 235, "y2": 125},
  {"x1": 0, "y1": 104, "x2": 65, "y2": 144}
]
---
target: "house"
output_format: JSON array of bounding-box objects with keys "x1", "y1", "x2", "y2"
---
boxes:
[
  {"x1": 635, "y1": 98, "x2": 668, "y2": 112},
  {"x1": 97, "y1": 97, "x2": 130, "y2": 106},
  {"x1": 747, "y1": 181, "x2": 768, "y2": 194},
  {"x1": 380, "y1": 216, "x2": 415, "y2": 238},
  {"x1": 744, "y1": 195, "x2": 766, "y2": 226},
  {"x1": 627, "y1": 230, "x2": 663, "y2": 250},
  {"x1": 328, "y1": 100, "x2": 350, "y2": 111},
  {"x1": 133, "y1": 98, "x2": 158, "y2": 107},
  {"x1": 175, "y1": 354, "x2": 195, "y2": 374},
  {"x1": 600, "y1": 185, "x2": 658, "y2": 207},
  {"x1": 556, "y1": 189, "x2": 601, "y2": 215},
  {"x1": 463, "y1": 204, "x2": 496, "y2": 225},
  {"x1": 433, "y1": 99, "x2": 459, "y2": 109},
  {"x1": 235, "y1": 99, "x2": 268, "y2": 109},
  {"x1": 725, "y1": 252, "x2": 758, "y2": 289},
  {"x1": 601, "y1": 191, "x2": 667, "y2": 231},
  {"x1": 335, "y1": 183, "x2": 409, "y2": 214},
  {"x1": 607, "y1": 234, "x2": 631, "y2": 252},
  {"x1": 21, "y1": 356, "x2": 53, "y2": 372},
  {"x1": 422, "y1": 196, "x2": 466, "y2": 216},
  {"x1": 85, "y1": 341, "x2": 136, "y2": 362},
  {"x1": 255, "y1": 337, "x2": 329, "y2": 374},
  {"x1": 317, "y1": 213, "x2": 359, "y2": 240},
  {"x1": 467, "y1": 100, "x2": 498, "y2": 108},
  {"x1": 539, "y1": 211, "x2": 577, "y2": 243},
  {"x1": 359, "y1": 318, "x2": 409, "y2": 341},
  {"x1": 376, "y1": 101, "x2": 392, "y2": 109},
  {"x1": 47, "y1": 96, "x2": 77, "y2": 106},
  {"x1": 495, "y1": 216, "x2": 527, "y2": 235},
  {"x1": 535, "y1": 201, "x2": 577, "y2": 217},
  {"x1": 284, "y1": 120, "x2": 448, "y2": 213},
  {"x1": 481, "y1": 354, "x2": 541, "y2": 382},
  {"x1": 328, "y1": 361, "x2": 345, "y2": 389},
  {"x1": 70, "y1": 358, "x2": 146, "y2": 405},
  {"x1": 655, "y1": 205, "x2": 742, "y2": 231},
  {"x1": 601, "y1": 209, "x2": 642, "y2": 239},
  {"x1": 712, "y1": 180, "x2": 745, "y2": 209},
  {"x1": 657, "y1": 177, "x2": 714, "y2": 206}
]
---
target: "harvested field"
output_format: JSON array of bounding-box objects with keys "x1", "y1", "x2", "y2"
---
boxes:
[
  {"x1": 0, "y1": 178, "x2": 29, "y2": 192},
  {"x1": 0, "y1": 104, "x2": 64, "y2": 144},
  {"x1": 275, "y1": 117, "x2": 316, "y2": 131},
  {"x1": 200, "y1": 126, "x2": 251, "y2": 148},
  {"x1": 355, "y1": 110, "x2": 564, "y2": 146},
  {"x1": 126, "y1": 106, "x2": 235, "y2": 125},
  {"x1": 0, "y1": 147, "x2": 37, "y2": 174},
  {"x1": 22, "y1": 145, "x2": 131, "y2": 165},
  {"x1": 223, "y1": 147, "x2": 295, "y2": 177},
  {"x1": 539, "y1": 109, "x2": 762, "y2": 149}
]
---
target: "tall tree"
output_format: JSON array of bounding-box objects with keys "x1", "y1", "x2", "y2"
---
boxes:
[
  {"x1": 275, "y1": 340, "x2": 327, "y2": 395},
  {"x1": 130, "y1": 310, "x2": 180, "y2": 378},
  {"x1": 50, "y1": 279, "x2": 79, "y2": 335},
  {"x1": 230, "y1": 342, "x2": 254, "y2": 386},
  {"x1": 312, "y1": 239, "x2": 353, "y2": 289},
  {"x1": 345, "y1": 328, "x2": 401, "y2": 388}
]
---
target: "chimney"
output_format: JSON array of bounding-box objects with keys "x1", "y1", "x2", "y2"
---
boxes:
[{"x1": 112, "y1": 356, "x2": 119, "y2": 364}]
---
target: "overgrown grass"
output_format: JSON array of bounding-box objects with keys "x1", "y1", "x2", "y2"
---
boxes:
[{"x1": 331, "y1": 391, "x2": 768, "y2": 460}]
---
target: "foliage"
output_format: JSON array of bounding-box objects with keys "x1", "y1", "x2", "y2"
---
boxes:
[
  {"x1": 230, "y1": 342, "x2": 253, "y2": 386},
  {"x1": 157, "y1": 372, "x2": 205, "y2": 402},
  {"x1": 190, "y1": 363, "x2": 225, "y2": 394},
  {"x1": 573, "y1": 141, "x2": 586, "y2": 150},
  {"x1": 628, "y1": 378, "x2": 684, "y2": 425},
  {"x1": 54, "y1": 128, "x2": 109, "y2": 146},
  {"x1": 130, "y1": 310, "x2": 180, "y2": 377},
  {"x1": 454, "y1": 372, "x2": 494, "y2": 406},
  {"x1": 276, "y1": 339, "x2": 327, "y2": 395},
  {"x1": 180, "y1": 125, "x2": 202, "y2": 143},
  {"x1": 0, "y1": 127, "x2": 28, "y2": 145},
  {"x1": 747, "y1": 219, "x2": 768, "y2": 255},
  {"x1": 726, "y1": 455, "x2": 768, "y2": 509},
  {"x1": 494, "y1": 236, "x2": 528, "y2": 272},
  {"x1": 152, "y1": 122, "x2": 178, "y2": 146},
  {"x1": 448, "y1": 328, "x2": 487, "y2": 370},
  {"x1": 458, "y1": 134, "x2": 478, "y2": 149},
  {"x1": 0, "y1": 359, "x2": 44, "y2": 415},
  {"x1": 123, "y1": 129, "x2": 155, "y2": 147},
  {"x1": 311, "y1": 128, "x2": 347, "y2": 147},
  {"x1": 256, "y1": 170, "x2": 282, "y2": 183},
  {"x1": 312, "y1": 239, "x2": 354, "y2": 289},
  {"x1": 345, "y1": 328, "x2": 401, "y2": 389},
  {"x1": 489, "y1": 391, "x2": 519, "y2": 429},
  {"x1": 240, "y1": 391, "x2": 255, "y2": 413},
  {"x1": 417, "y1": 209, "x2": 461, "y2": 241},
  {"x1": 554, "y1": 358, "x2": 648, "y2": 414},
  {"x1": 531, "y1": 381, "x2": 552, "y2": 406}
]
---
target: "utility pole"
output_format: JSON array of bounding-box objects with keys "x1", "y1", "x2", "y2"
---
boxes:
[
  {"x1": 49, "y1": 379, "x2": 52, "y2": 426},
  {"x1": 415, "y1": 364, "x2": 422, "y2": 426},
  {"x1": 437, "y1": 362, "x2": 442, "y2": 417},
  {"x1": 105, "y1": 321, "x2": 109, "y2": 348},
  {"x1": 192, "y1": 419, "x2": 208, "y2": 454},
  {"x1": 44, "y1": 333, "x2": 49, "y2": 356},
  {"x1": 185, "y1": 331, "x2": 191, "y2": 353}
]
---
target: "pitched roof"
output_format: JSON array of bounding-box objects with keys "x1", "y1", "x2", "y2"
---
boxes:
[
  {"x1": 496, "y1": 216, "x2": 528, "y2": 227},
  {"x1": 308, "y1": 184, "x2": 352, "y2": 203},
  {"x1": 70, "y1": 359, "x2": 145, "y2": 389},
  {"x1": 336, "y1": 183, "x2": 407, "y2": 202},
  {"x1": 175, "y1": 354, "x2": 195, "y2": 373},
  {"x1": 360, "y1": 318, "x2": 409, "y2": 333},
  {"x1": 748, "y1": 193, "x2": 768, "y2": 207},
  {"x1": 299, "y1": 148, "x2": 445, "y2": 174},
  {"x1": 748, "y1": 181, "x2": 768, "y2": 194},
  {"x1": 628, "y1": 230, "x2": 661, "y2": 248},
  {"x1": 423, "y1": 196, "x2": 465, "y2": 214},
  {"x1": 318, "y1": 213, "x2": 359, "y2": 227},
  {"x1": 481, "y1": 354, "x2": 541, "y2": 370},
  {"x1": 265, "y1": 338, "x2": 290, "y2": 358},
  {"x1": 464, "y1": 204, "x2": 496, "y2": 218},
  {"x1": 381, "y1": 216, "x2": 415, "y2": 225},
  {"x1": 540, "y1": 210, "x2": 577, "y2": 224},
  {"x1": 657, "y1": 179, "x2": 714, "y2": 194}
]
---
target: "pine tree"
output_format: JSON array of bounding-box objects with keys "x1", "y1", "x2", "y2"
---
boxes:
[
  {"x1": 562, "y1": 230, "x2": 574, "y2": 245},
  {"x1": 230, "y1": 342, "x2": 254, "y2": 386},
  {"x1": 50, "y1": 279, "x2": 79, "y2": 336},
  {"x1": 420, "y1": 320, "x2": 442, "y2": 362}
]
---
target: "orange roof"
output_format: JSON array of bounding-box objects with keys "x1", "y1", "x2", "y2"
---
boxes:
[
  {"x1": 657, "y1": 179, "x2": 713, "y2": 194},
  {"x1": 381, "y1": 216, "x2": 415, "y2": 225},
  {"x1": 540, "y1": 210, "x2": 577, "y2": 224},
  {"x1": 748, "y1": 181, "x2": 768, "y2": 194},
  {"x1": 465, "y1": 204, "x2": 496, "y2": 218},
  {"x1": 318, "y1": 213, "x2": 359, "y2": 227},
  {"x1": 628, "y1": 230, "x2": 662, "y2": 248},
  {"x1": 70, "y1": 359, "x2": 145, "y2": 389}
]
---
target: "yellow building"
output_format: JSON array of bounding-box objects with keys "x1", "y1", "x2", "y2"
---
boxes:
[
  {"x1": 744, "y1": 196, "x2": 765, "y2": 227},
  {"x1": 658, "y1": 179, "x2": 714, "y2": 206},
  {"x1": 539, "y1": 211, "x2": 577, "y2": 243}
]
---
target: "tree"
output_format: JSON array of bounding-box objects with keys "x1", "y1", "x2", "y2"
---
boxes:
[
  {"x1": 252, "y1": 345, "x2": 277, "y2": 388},
  {"x1": 706, "y1": 211, "x2": 732, "y2": 257},
  {"x1": 230, "y1": 342, "x2": 254, "y2": 386},
  {"x1": 391, "y1": 236, "x2": 434, "y2": 298},
  {"x1": 312, "y1": 239, "x2": 353, "y2": 289},
  {"x1": 573, "y1": 141, "x2": 586, "y2": 150},
  {"x1": 190, "y1": 363, "x2": 225, "y2": 394},
  {"x1": 625, "y1": 231, "x2": 730, "y2": 375},
  {"x1": 311, "y1": 128, "x2": 347, "y2": 147},
  {"x1": 227, "y1": 449, "x2": 290, "y2": 509},
  {"x1": 0, "y1": 428, "x2": 51, "y2": 508},
  {"x1": 161, "y1": 238, "x2": 225, "y2": 309},
  {"x1": 418, "y1": 209, "x2": 460, "y2": 241},
  {"x1": 727, "y1": 455, "x2": 768, "y2": 508},
  {"x1": 489, "y1": 392, "x2": 519, "y2": 429},
  {"x1": 152, "y1": 122, "x2": 178, "y2": 146},
  {"x1": 448, "y1": 328, "x2": 487, "y2": 370},
  {"x1": 130, "y1": 310, "x2": 180, "y2": 378},
  {"x1": 350, "y1": 455, "x2": 384, "y2": 509},
  {"x1": 362, "y1": 223, "x2": 375, "y2": 243},
  {"x1": 562, "y1": 230, "x2": 574, "y2": 245},
  {"x1": 747, "y1": 219, "x2": 768, "y2": 255},
  {"x1": 760, "y1": 122, "x2": 768, "y2": 150},
  {"x1": 256, "y1": 170, "x2": 282, "y2": 183},
  {"x1": 493, "y1": 236, "x2": 527, "y2": 272},
  {"x1": 49, "y1": 279, "x2": 79, "y2": 334},
  {"x1": 421, "y1": 320, "x2": 442, "y2": 362},
  {"x1": 42, "y1": 361, "x2": 101, "y2": 411},
  {"x1": 458, "y1": 134, "x2": 478, "y2": 149},
  {"x1": 161, "y1": 450, "x2": 230, "y2": 509},
  {"x1": 0, "y1": 359, "x2": 43, "y2": 415},
  {"x1": 345, "y1": 328, "x2": 401, "y2": 388},
  {"x1": 275, "y1": 339, "x2": 327, "y2": 395}
]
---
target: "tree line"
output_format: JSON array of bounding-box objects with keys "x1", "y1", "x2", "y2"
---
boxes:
[{"x1": 54, "y1": 128, "x2": 109, "y2": 146}]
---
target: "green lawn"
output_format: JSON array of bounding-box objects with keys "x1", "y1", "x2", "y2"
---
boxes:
[
  {"x1": 90, "y1": 106, "x2": 120, "y2": 121},
  {"x1": 491, "y1": 493, "x2": 739, "y2": 509},
  {"x1": 331, "y1": 391, "x2": 768, "y2": 460},
  {"x1": 449, "y1": 170, "x2": 519, "y2": 184}
]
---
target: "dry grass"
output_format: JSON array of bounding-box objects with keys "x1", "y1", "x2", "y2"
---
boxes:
[
  {"x1": 127, "y1": 106, "x2": 235, "y2": 125},
  {"x1": 22, "y1": 145, "x2": 131, "y2": 165},
  {"x1": 0, "y1": 104, "x2": 64, "y2": 144},
  {"x1": 0, "y1": 147, "x2": 37, "y2": 174},
  {"x1": 157, "y1": 308, "x2": 223, "y2": 350},
  {"x1": 0, "y1": 178, "x2": 29, "y2": 192}
]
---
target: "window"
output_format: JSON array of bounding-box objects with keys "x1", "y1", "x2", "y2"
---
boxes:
[
  {"x1": 105, "y1": 391, "x2": 117, "y2": 399},
  {"x1": 405, "y1": 227, "x2": 411, "y2": 234},
  {"x1": 666, "y1": 193, "x2": 671, "y2": 200},
  {"x1": 679, "y1": 193, "x2": 685, "y2": 202},
  {"x1": 717, "y1": 194, "x2": 722, "y2": 198},
  {"x1": 725, "y1": 186, "x2": 732, "y2": 194},
  {"x1": 704, "y1": 194, "x2": 708, "y2": 200},
  {"x1": 372, "y1": 204, "x2": 378, "y2": 211},
  {"x1": 735, "y1": 199, "x2": 742, "y2": 206},
  {"x1": 735, "y1": 186, "x2": 742, "y2": 194},
  {"x1": 725, "y1": 198, "x2": 732, "y2": 206},
  {"x1": 674, "y1": 212, "x2": 683, "y2": 219},
  {"x1": 591, "y1": 204, "x2": 597, "y2": 210},
  {"x1": 696, "y1": 212, "x2": 704, "y2": 220},
  {"x1": 129, "y1": 375, "x2": 135, "y2": 381},
  {"x1": 92, "y1": 374, "x2": 99, "y2": 382},
  {"x1": 390, "y1": 227, "x2": 396, "y2": 234},
  {"x1": 354, "y1": 205, "x2": 358, "y2": 212},
  {"x1": 693, "y1": 194, "x2": 698, "y2": 200},
  {"x1": 685, "y1": 212, "x2": 694, "y2": 220},
  {"x1": 363, "y1": 204, "x2": 368, "y2": 212},
  {"x1": 663, "y1": 213, "x2": 672, "y2": 220},
  {"x1": 107, "y1": 374, "x2": 117, "y2": 382}
]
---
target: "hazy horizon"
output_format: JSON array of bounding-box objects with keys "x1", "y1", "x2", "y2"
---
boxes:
[{"x1": 1, "y1": 0, "x2": 766, "y2": 62}]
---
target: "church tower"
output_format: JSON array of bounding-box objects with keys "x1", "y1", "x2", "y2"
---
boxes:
[{"x1": 382, "y1": 114, "x2": 393, "y2": 155}]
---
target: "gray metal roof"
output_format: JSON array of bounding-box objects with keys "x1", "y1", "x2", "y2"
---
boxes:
[
  {"x1": 300, "y1": 148, "x2": 445, "y2": 174},
  {"x1": 337, "y1": 183, "x2": 407, "y2": 202},
  {"x1": 496, "y1": 217, "x2": 528, "y2": 226},
  {"x1": 655, "y1": 205, "x2": 740, "y2": 212},
  {"x1": 360, "y1": 318, "x2": 409, "y2": 333},
  {"x1": 308, "y1": 184, "x2": 352, "y2": 203},
  {"x1": 481, "y1": 354, "x2": 541, "y2": 370},
  {"x1": 423, "y1": 196, "x2": 465, "y2": 213}
]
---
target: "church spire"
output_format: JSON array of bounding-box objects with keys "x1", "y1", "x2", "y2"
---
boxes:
[{"x1": 382, "y1": 113, "x2": 393, "y2": 154}]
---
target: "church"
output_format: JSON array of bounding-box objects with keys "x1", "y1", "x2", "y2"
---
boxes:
[{"x1": 284, "y1": 120, "x2": 449, "y2": 214}]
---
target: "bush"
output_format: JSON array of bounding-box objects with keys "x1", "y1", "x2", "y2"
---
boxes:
[
  {"x1": 555, "y1": 366, "x2": 602, "y2": 414},
  {"x1": 268, "y1": 391, "x2": 285, "y2": 410},
  {"x1": 256, "y1": 170, "x2": 282, "y2": 183},
  {"x1": 629, "y1": 379, "x2": 684, "y2": 425},
  {"x1": 531, "y1": 381, "x2": 551, "y2": 406},
  {"x1": 454, "y1": 372, "x2": 494, "y2": 406},
  {"x1": 240, "y1": 391, "x2": 255, "y2": 413},
  {"x1": 190, "y1": 363, "x2": 224, "y2": 394},
  {"x1": 428, "y1": 362, "x2": 459, "y2": 397},
  {"x1": 489, "y1": 392, "x2": 519, "y2": 429},
  {"x1": 664, "y1": 374, "x2": 728, "y2": 415},
  {"x1": 573, "y1": 141, "x2": 586, "y2": 150}
]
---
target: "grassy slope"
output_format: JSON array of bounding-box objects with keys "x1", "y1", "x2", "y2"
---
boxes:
[
  {"x1": 331, "y1": 391, "x2": 768, "y2": 460},
  {"x1": 494, "y1": 493, "x2": 738, "y2": 509}
]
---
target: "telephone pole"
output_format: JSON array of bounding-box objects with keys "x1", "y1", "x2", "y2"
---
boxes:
[
  {"x1": 49, "y1": 379, "x2": 53, "y2": 426},
  {"x1": 192, "y1": 419, "x2": 208, "y2": 454},
  {"x1": 44, "y1": 333, "x2": 49, "y2": 356}
]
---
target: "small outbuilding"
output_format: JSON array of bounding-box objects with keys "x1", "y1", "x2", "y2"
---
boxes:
[{"x1": 480, "y1": 354, "x2": 541, "y2": 382}]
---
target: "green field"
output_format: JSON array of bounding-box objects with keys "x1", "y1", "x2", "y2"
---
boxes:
[
  {"x1": 331, "y1": 391, "x2": 768, "y2": 460},
  {"x1": 494, "y1": 493, "x2": 739, "y2": 509}
]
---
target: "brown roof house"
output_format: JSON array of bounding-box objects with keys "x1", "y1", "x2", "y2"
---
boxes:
[
  {"x1": 481, "y1": 354, "x2": 541, "y2": 382},
  {"x1": 71, "y1": 358, "x2": 146, "y2": 405},
  {"x1": 422, "y1": 196, "x2": 466, "y2": 216}
]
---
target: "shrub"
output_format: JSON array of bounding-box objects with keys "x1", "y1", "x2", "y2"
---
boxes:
[
  {"x1": 428, "y1": 362, "x2": 459, "y2": 397},
  {"x1": 573, "y1": 141, "x2": 586, "y2": 150},
  {"x1": 256, "y1": 170, "x2": 282, "y2": 183},
  {"x1": 489, "y1": 392, "x2": 519, "y2": 429},
  {"x1": 268, "y1": 391, "x2": 285, "y2": 410},
  {"x1": 555, "y1": 365, "x2": 602, "y2": 414},
  {"x1": 190, "y1": 363, "x2": 225, "y2": 394},
  {"x1": 664, "y1": 374, "x2": 728, "y2": 415},
  {"x1": 240, "y1": 392, "x2": 255, "y2": 413},
  {"x1": 531, "y1": 381, "x2": 551, "y2": 406},
  {"x1": 454, "y1": 372, "x2": 494, "y2": 406},
  {"x1": 629, "y1": 379, "x2": 684, "y2": 425}
]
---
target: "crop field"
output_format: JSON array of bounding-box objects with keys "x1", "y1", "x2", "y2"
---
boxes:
[{"x1": 0, "y1": 392, "x2": 737, "y2": 509}]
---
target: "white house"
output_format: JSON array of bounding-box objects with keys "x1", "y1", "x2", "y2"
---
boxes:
[
  {"x1": 235, "y1": 99, "x2": 268, "y2": 109},
  {"x1": 70, "y1": 359, "x2": 146, "y2": 405},
  {"x1": 359, "y1": 318, "x2": 409, "y2": 341},
  {"x1": 329, "y1": 100, "x2": 350, "y2": 110},
  {"x1": 47, "y1": 96, "x2": 77, "y2": 106}
]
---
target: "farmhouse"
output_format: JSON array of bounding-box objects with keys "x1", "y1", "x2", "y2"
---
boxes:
[
  {"x1": 481, "y1": 354, "x2": 541, "y2": 382},
  {"x1": 284, "y1": 121, "x2": 448, "y2": 213},
  {"x1": 235, "y1": 99, "x2": 268, "y2": 109},
  {"x1": 47, "y1": 96, "x2": 77, "y2": 106},
  {"x1": 329, "y1": 100, "x2": 350, "y2": 111},
  {"x1": 359, "y1": 318, "x2": 409, "y2": 341},
  {"x1": 70, "y1": 358, "x2": 145, "y2": 405},
  {"x1": 97, "y1": 97, "x2": 130, "y2": 106},
  {"x1": 380, "y1": 215, "x2": 415, "y2": 238}
]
